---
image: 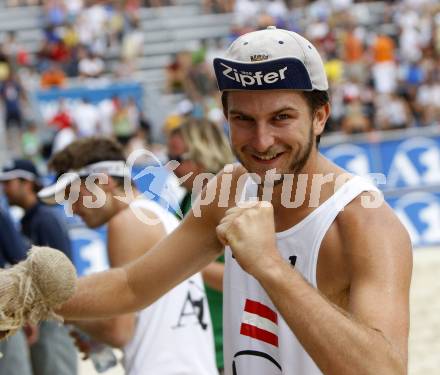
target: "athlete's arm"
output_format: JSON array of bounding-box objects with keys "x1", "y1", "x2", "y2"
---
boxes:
[
  {"x1": 202, "y1": 261, "x2": 224, "y2": 292},
  {"x1": 70, "y1": 207, "x2": 167, "y2": 347},
  {"x1": 218, "y1": 198, "x2": 412, "y2": 375},
  {"x1": 58, "y1": 173, "x2": 227, "y2": 320}
]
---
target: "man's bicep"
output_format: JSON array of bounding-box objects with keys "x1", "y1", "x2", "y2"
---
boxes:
[{"x1": 347, "y1": 209, "x2": 412, "y2": 361}]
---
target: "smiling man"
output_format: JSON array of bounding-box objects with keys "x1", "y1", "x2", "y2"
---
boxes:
[{"x1": 3, "y1": 27, "x2": 412, "y2": 375}]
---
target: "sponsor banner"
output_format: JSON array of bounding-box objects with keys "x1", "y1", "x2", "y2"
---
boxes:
[
  {"x1": 387, "y1": 191, "x2": 440, "y2": 248},
  {"x1": 35, "y1": 82, "x2": 143, "y2": 105},
  {"x1": 378, "y1": 137, "x2": 440, "y2": 190},
  {"x1": 321, "y1": 142, "x2": 377, "y2": 177},
  {"x1": 322, "y1": 134, "x2": 440, "y2": 191}
]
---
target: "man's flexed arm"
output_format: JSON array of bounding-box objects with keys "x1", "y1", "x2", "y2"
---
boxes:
[
  {"x1": 59, "y1": 175, "x2": 226, "y2": 320},
  {"x1": 217, "y1": 199, "x2": 412, "y2": 375}
]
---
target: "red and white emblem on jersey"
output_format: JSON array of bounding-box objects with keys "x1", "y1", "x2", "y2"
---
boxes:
[{"x1": 240, "y1": 299, "x2": 279, "y2": 347}]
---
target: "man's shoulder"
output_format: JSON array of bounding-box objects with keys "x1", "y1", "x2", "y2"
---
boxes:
[
  {"x1": 336, "y1": 194, "x2": 412, "y2": 258},
  {"x1": 33, "y1": 204, "x2": 63, "y2": 224},
  {"x1": 108, "y1": 201, "x2": 169, "y2": 233}
]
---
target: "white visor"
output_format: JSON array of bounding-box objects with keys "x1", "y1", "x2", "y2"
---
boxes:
[{"x1": 38, "y1": 161, "x2": 129, "y2": 205}]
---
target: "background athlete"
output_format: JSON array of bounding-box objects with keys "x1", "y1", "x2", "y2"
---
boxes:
[{"x1": 43, "y1": 136, "x2": 218, "y2": 375}]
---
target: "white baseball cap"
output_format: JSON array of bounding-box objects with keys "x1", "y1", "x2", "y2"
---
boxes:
[{"x1": 213, "y1": 26, "x2": 328, "y2": 92}]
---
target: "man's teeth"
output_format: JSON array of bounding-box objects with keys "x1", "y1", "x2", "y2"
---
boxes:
[{"x1": 256, "y1": 153, "x2": 280, "y2": 160}]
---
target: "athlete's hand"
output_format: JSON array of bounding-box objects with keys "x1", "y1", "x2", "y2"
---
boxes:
[{"x1": 216, "y1": 201, "x2": 280, "y2": 277}]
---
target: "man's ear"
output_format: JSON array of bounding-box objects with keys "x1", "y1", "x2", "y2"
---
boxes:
[
  {"x1": 313, "y1": 103, "x2": 331, "y2": 137},
  {"x1": 103, "y1": 174, "x2": 117, "y2": 192}
]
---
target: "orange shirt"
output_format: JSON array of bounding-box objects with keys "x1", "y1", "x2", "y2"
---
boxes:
[
  {"x1": 40, "y1": 70, "x2": 66, "y2": 89},
  {"x1": 372, "y1": 35, "x2": 395, "y2": 63},
  {"x1": 344, "y1": 32, "x2": 363, "y2": 63}
]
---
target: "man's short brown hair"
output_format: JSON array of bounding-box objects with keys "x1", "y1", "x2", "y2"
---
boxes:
[{"x1": 49, "y1": 137, "x2": 126, "y2": 176}]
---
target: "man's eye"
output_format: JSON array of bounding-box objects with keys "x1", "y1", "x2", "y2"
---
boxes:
[
  {"x1": 233, "y1": 115, "x2": 250, "y2": 121},
  {"x1": 274, "y1": 113, "x2": 289, "y2": 121}
]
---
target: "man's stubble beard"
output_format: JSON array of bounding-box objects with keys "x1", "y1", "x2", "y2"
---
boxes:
[{"x1": 233, "y1": 124, "x2": 315, "y2": 187}]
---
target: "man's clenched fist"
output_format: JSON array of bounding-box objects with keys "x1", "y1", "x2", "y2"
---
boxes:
[{"x1": 216, "y1": 201, "x2": 280, "y2": 277}]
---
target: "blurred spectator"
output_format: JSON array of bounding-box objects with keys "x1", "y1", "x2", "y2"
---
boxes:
[
  {"x1": 72, "y1": 98, "x2": 100, "y2": 137},
  {"x1": 371, "y1": 33, "x2": 397, "y2": 94},
  {"x1": 2, "y1": 31, "x2": 30, "y2": 69},
  {"x1": 112, "y1": 97, "x2": 138, "y2": 144},
  {"x1": 78, "y1": 49, "x2": 105, "y2": 79},
  {"x1": 375, "y1": 93, "x2": 413, "y2": 130},
  {"x1": 342, "y1": 25, "x2": 365, "y2": 82},
  {"x1": 48, "y1": 99, "x2": 72, "y2": 130},
  {"x1": 416, "y1": 69, "x2": 440, "y2": 126},
  {"x1": 0, "y1": 46, "x2": 11, "y2": 81},
  {"x1": 265, "y1": 0, "x2": 289, "y2": 23},
  {"x1": 203, "y1": 0, "x2": 234, "y2": 13},
  {"x1": 107, "y1": 3, "x2": 125, "y2": 48},
  {"x1": 0, "y1": 72, "x2": 26, "y2": 130},
  {"x1": 120, "y1": 18, "x2": 144, "y2": 74},
  {"x1": 63, "y1": 0, "x2": 83, "y2": 19},
  {"x1": 40, "y1": 62, "x2": 67, "y2": 89},
  {"x1": 21, "y1": 121, "x2": 42, "y2": 164},
  {"x1": 43, "y1": 0, "x2": 67, "y2": 27},
  {"x1": 146, "y1": 0, "x2": 175, "y2": 7},
  {"x1": 233, "y1": 0, "x2": 260, "y2": 27},
  {"x1": 341, "y1": 97, "x2": 371, "y2": 134},
  {"x1": 186, "y1": 55, "x2": 218, "y2": 102},
  {"x1": 97, "y1": 97, "x2": 117, "y2": 136},
  {"x1": 124, "y1": 127, "x2": 150, "y2": 160},
  {"x1": 52, "y1": 121, "x2": 77, "y2": 154},
  {"x1": 165, "y1": 51, "x2": 192, "y2": 94}
]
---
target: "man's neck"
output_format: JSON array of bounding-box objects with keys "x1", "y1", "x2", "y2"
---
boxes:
[
  {"x1": 111, "y1": 188, "x2": 141, "y2": 217},
  {"x1": 258, "y1": 153, "x2": 326, "y2": 210}
]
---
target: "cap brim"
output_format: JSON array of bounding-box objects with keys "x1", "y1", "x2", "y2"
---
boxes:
[
  {"x1": 0, "y1": 173, "x2": 13, "y2": 182},
  {"x1": 0, "y1": 170, "x2": 37, "y2": 182},
  {"x1": 37, "y1": 174, "x2": 79, "y2": 205},
  {"x1": 213, "y1": 57, "x2": 313, "y2": 92}
]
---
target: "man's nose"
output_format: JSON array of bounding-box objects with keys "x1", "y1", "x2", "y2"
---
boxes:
[{"x1": 251, "y1": 123, "x2": 275, "y2": 153}]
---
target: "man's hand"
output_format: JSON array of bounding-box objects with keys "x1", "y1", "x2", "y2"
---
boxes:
[{"x1": 216, "y1": 201, "x2": 280, "y2": 277}]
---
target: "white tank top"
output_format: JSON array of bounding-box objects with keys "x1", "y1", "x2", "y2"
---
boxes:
[
  {"x1": 123, "y1": 199, "x2": 218, "y2": 375},
  {"x1": 223, "y1": 176, "x2": 380, "y2": 375}
]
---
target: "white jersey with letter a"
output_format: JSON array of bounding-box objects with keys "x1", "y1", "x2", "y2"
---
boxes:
[
  {"x1": 223, "y1": 176, "x2": 380, "y2": 375},
  {"x1": 123, "y1": 199, "x2": 218, "y2": 375}
]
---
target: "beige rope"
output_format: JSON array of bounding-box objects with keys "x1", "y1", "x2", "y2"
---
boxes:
[{"x1": 0, "y1": 246, "x2": 77, "y2": 339}]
